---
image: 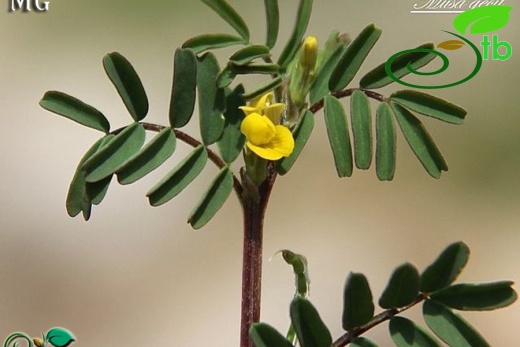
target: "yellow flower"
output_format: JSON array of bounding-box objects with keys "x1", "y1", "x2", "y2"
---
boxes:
[
  {"x1": 239, "y1": 93, "x2": 285, "y2": 125},
  {"x1": 241, "y1": 112, "x2": 294, "y2": 161}
]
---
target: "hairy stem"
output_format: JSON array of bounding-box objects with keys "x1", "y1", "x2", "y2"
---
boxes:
[{"x1": 332, "y1": 293, "x2": 428, "y2": 347}]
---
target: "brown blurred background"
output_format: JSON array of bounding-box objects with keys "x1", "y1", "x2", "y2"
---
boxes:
[{"x1": 1, "y1": 1, "x2": 518, "y2": 345}]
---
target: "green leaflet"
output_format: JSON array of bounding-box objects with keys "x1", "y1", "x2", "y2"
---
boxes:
[
  {"x1": 277, "y1": 0, "x2": 313, "y2": 70},
  {"x1": 229, "y1": 45, "x2": 271, "y2": 65},
  {"x1": 250, "y1": 323, "x2": 293, "y2": 347},
  {"x1": 216, "y1": 65, "x2": 237, "y2": 89},
  {"x1": 350, "y1": 90, "x2": 372, "y2": 169},
  {"x1": 290, "y1": 297, "x2": 332, "y2": 347},
  {"x1": 85, "y1": 175, "x2": 112, "y2": 205},
  {"x1": 309, "y1": 42, "x2": 348, "y2": 105},
  {"x1": 420, "y1": 242, "x2": 470, "y2": 293},
  {"x1": 170, "y1": 48, "x2": 198, "y2": 128},
  {"x1": 229, "y1": 63, "x2": 280, "y2": 75},
  {"x1": 188, "y1": 166, "x2": 234, "y2": 229},
  {"x1": 116, "y1": 127, "x2": 177, "y2": 185},
  {"x1": 389, "y1": 317, "x2": 442, "y2": 347},
  {"x1": 390, "y1": 90, "x2": 467, "y2": 124},
  {"x1": 39, "y1": 91, "x2": 110, "y2": 133},
  {"x1": 83, "y1": 122, "x2": 146, "y2": 183},
  {"x1": 264, "y1": 0, "x2": 279, "y2": 49},
  {"x1": 66, "y1": 136, "x2": 109, "y2": 219},
  {"x1": 342, "y1": 272, "x2": 374, "y2": 331},
  {"x1": 200, "y1": 0, "x2": 250, "y2": 41},
  {"x1": 423, "y1": 300, "x2": 491, "y2": 347},
  {"x1": 243, "y1": 76, "x2": 283, "y2": 101},
  {"x1": 430, "y1": 281, "x2": 517, "y2": 311},
  {"x1": 360, "y1": 43, "x2": 437, "y2": 89},
  {"x1": 453, "y1": 5, "x2": 512, "y2": 34},
  {"x1": 278, "y1": 110, "x2": 314, "y2": 175},
  {"x1": 197, "y1": 52, "x2": 226, "y2": 145},
  {"x1": 217, "y1": 85, "x2": 246, "y2": 164},
  {"x1": 379, "y1": 263, "x2": 420, "y2": 309},
  {"x1": 103, "y1": 52, "x2": 148, "y2": 122},
  {"x1": 392, "y1": 103, "x2": 447, "y2": 179},
  {"x1": 324, "y1": 95, "x2": 353, "y2": 177},
  {"x1": 147, "y1": 145, "x2": 208, "y2": 207},
  {"x1": 375, "y1": 102, "x2": 396, "y2": 181},
  {"x1": 329, "y1": 24, "x2": 382, "y2": 92},
  {"x1": 350, "y1": 337, "x2": 379, "y2": 347},
  {"x1": 182, "y1": 34, "x2": 246, "y2": 54}
]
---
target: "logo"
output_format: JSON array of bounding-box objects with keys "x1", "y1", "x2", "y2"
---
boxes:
[
  {"x1": 3, "y1": 327, "x2": 75, "y2": 347},
  {"x1": 387, "y1": 5, "x2": 513, "y2": 88},
  {"x1": 9, "y1": 0, "x2": 49, "y2": 12}
]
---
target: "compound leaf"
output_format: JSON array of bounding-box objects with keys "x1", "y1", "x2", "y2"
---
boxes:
[
  {"x1": 278, "y1": 110, "x2": 314, "y2": 175},
  {"x1": 40, "y1": 91, "x2": 110, "y2": 133},
  {"x1": 250, "y1": 323, "x2": 293, "y2": 347},
  {"x1": 170, "y1": 48, "x2": 198, "y2": 128},
  {"x1": 329, "y1": 24, "x2": 382, "y2": 92},
  {"x1": 188, "y1": 166, "x2": 234, "y2": 229},
  {"x1": 430, "y1": 281, "x2": 517, "y2": 311},
  {"x1": 423, "y1": 300, "x2": 490, "y2": 347},
  {"x1": 392, "y1": 103, "x2": 447, "y2": 179},
  {"x1": 116, "y1": 127, "x2": 176, "y2": 185},
  {"x1": 290, "y1": 297, "x2": 332, "y2": 347},
  {"x1": 389, "y1": 317, "x2": 442, "y2": 347},
  {"x1": 200, "y1": 0, "x2": 250, "y2": 41},
  {"x1": 324, "y1": 95, "x2": 353, "y2": 177},
  {"x1": 342, "y1": 272, "x2": 374, "y2": 331},
  {"x1": 103, "y1": 52, "x2": 148, "y2": 122},
  {"x1": 375, "y1": 102, "x2": 396, "y2": 181},
  {"x1": 391, "y1": 90, "x2": 466, "y2": 124},
  {"x1": 379, "y1": 263, "x2": 420, "y2": 309},
  {"x1": 147, "y1": 145, "x2": 208, "y2": 207},
  {"x1": 421, "y1": 242, "x2": 470, "y2": 293},
  {"x1": 182, "y1": 34, "x2": 246, "y2": 54},
  {"x1": 83, "y1": 122, "x2": 146, "y2": 183},
  {"x1": 350, "y1": 90, "x2": 372, "y2": 169}
]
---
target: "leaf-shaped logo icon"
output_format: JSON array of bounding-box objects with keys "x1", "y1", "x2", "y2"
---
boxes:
[
  {"x1": 46, "y1": 327, "x2": 76, "y2": 347},
  {"x1": 453, "y1": 5, "x2": 513, "y2": 34},
  {"x1": 437, "y1": 40, "x2": 465, "y2": 50}
]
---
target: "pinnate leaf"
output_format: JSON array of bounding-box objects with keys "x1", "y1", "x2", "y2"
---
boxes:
[
  {"x1": 40, "y1": 91, "x2": 110, "y2": 133},
  {"x1": 200, "y1": 0, "x2": 250, "y2": 41}
]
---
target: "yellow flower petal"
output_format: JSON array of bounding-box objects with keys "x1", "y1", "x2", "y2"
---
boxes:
[
  {"x1": 250, "y1": 93, "x2": 272, "y2": 111},
  {"x1": 239, "y1": 106, "x2": 258, "y2": 116},
  {"x1": 246, "y1": 142, "x2": 285, "y2": 160},
  {"x1": 264, "y1": 103, "x2": 285, "y2": 125},
  {"x1": 271, "y1": 125, "x2": 295, "y2": 157},
  {"x1": 240, "y1": 113, "x2": 276, "y2": 146}
]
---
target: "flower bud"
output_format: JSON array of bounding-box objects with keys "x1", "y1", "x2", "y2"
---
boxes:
[{"x1": 300, "y1": 36, "x2": 318, "y2": 71}]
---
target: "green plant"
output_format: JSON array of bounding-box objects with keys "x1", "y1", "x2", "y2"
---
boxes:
[{"x1": 31, "y1": 1, "x2": 516, "y2": 347}]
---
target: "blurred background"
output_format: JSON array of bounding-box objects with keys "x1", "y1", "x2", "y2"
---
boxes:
[{"x1": 1, "y1": 0, "x2": 518, "y2": 345}]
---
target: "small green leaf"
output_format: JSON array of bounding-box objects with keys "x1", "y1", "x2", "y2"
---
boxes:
[
  {"x1": 147, "y1": 145, "x2": 208, "y2": 206},
  {"x1": 264, "y1": 0, "x2": 279, "y2": 49},
  {"x1": 66, "y1": 137, "x2": 108, "y2": 219},
  {"x1": 230, "y1": 63, "x2": 280, "y2": 75},
  {"x1": 40, "y1": 91, "x2": 110, "y2": 133},
  {"x1": 197, "y1": 52, "x2": 226, "y2": 145},
  {"x1": 420, "y1": 242, "x2": 470, "y2": 293},
  {"x1": 200, "y1": 0, "x2": 250, "y2": 41},
  {"x1": 390, "y1": 90, "x2": 466, "y2": 125},
  {"x1": 46, "y1": 327, "x2": 76, "y2": 347},
  {"x1": 230, "y1": 45, "x2": 271, "y2": 65},
  {"x1": 103, "y1": 52, "x2": 148, "y2": 122},
  {"x1": 290, "y1": 297, "x2": 332, "y2": 347},
  {"x1": 182, "y1": 34, "x2": 246, "y2": 54},
  {"x1": 430, "y1": 281, "x2": 517, "y2": 311},
  {"x1": 342, "y1": 272, "x2": 374, "y2": 331},
  {"x1": 309, "y1": 43, "x2": 348, "y2": 104},
  {"x1": 188, "y1": 166, "x2": 234, "y2": 229},
  {"x1": 277, "y1": 0, "x2": 313, "y2": 70},
  {"x1": 379, "y1": 263, "x2": 420, "y2": 309},
  {"x1": 250, "y1": 323, "x2": 293, "y2": 347},
  {"x1": 360, "y1": 43, "x2": 436, "y2": 89},
  {"x1": 453, "y1": 5, "x2": 513, "y2": 34},
  {"x1": 280, "y1": 250, "x2": 310, "y2": 297},
  {"x1": 85, "y1": 175, "x2": 112, "y2": 205},
  {"x1": 83, "y1": 122, "x2": 146, "y2": 183},
  {"x1": 243, "y1": 76, "x2": 283, "y2": 101},
  {"x1": 217, "y1": 85, "x2": 246, "y2": 163},
  {"x1": 170, "y1": 48, "x2": 198, "y2": 128},
  {"x1": 116, "y1": 127, "x2": 176, "y2": 185},
  {"x1": 324, "y1": 95, "x2": 353, "y2": 177},
  {"x1": 389, "y1": 317, "x2": 442, "y2": 347},
  {"x1": 278, "y1": 110, "x2": 314, "y2": 175},
  {"x1": 329, "y1": 24, "x2": 382, "y2": 92},
  {"x1": 350, "y1": 337, "x2": 379, "y2": 347},
  {"x1": 375, "y1": 102, "x2": 396, "y2": 181},
  {"x1": 350, "y1": 90, "x2": 372, "y2": 169},
  {"x1": 423, "y1": 300, "x2": 491, "y2": 347},
  {"x1": 217, "y1": 65, "x2": 237, "y2": 89},
  {"x1": 392, "y1": 103, "x2": 447, "y2": 179}
]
